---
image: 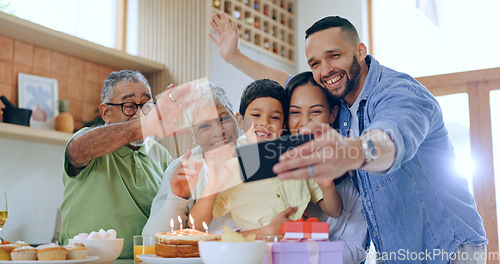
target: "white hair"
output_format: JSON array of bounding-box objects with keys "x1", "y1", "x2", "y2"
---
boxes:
[{"x1": 184, "y1": 81, "x2": 233, "y2": 127}]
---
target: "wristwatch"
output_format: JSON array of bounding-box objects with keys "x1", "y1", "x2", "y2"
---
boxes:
[{"x1": 361, "y1": 137, "x2": 377, "y2": 168}]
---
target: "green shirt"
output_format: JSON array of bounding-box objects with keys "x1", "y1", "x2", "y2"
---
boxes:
[{"x1": 59, "y1": 128, "x2": 172, "y2": 259}]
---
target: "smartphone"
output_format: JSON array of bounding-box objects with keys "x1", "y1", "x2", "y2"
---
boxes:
[{"x1": 236, "y1": 133, "x2": 315, "y2": 182}]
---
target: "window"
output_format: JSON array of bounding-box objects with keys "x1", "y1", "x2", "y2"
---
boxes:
[
  {"x1": 436, "y1": 93, "x2": 473, "y2": 191},
  {"x1": 1, "y1": 0, "x2": 117, "y2": 49},
  {"x1": 492, "y1": 90, "x2": 500, "y2": 245},
  {"x1": 371, "y1": 0, "x2": 500, "y2": 77}
]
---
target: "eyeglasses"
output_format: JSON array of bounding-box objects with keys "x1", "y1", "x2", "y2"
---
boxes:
[{"x1": 106, "y1": 102, "x2": 155, "y2": 117}]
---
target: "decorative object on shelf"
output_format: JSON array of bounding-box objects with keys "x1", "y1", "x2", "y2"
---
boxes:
[
  {"x1": 0, "y1": 95, "x2": 32, "y2": 126},
  {"x1": 232, "y1": 10, "x2": 241, "y2": 19},
  {"x1": 213, "y1": 0, "x2": 220, "y2": 8},
  {"x1": 244, "y1": 17, "x2": 254, "y2": 25},
  {"x1": 55, "y1": 99, "x2": 74, "y2": 133},
  {"x1": 214, "y1": 0, "x2": 295, "y2": 63},
  {"x1": 18, "y1": 73, "x2": 59, "y2": 130}
]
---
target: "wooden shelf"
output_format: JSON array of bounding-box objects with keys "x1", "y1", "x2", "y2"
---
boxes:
[
  {"x1": 212, "y1": 0, "x2": 295, "y2": 64},
  {"x1": 0, "y1": 12, "x2": 165, "y2": 73},
  {"x1": 0, "y1": 122, "x2": 72, "y2": 146}
]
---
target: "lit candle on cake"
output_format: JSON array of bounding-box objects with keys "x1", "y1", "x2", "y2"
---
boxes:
[
  {"x1": 178, "y1": 215, "x2": 183, "y2": 230},
  {"x1": 203, "y1": 221, "x2": 208, "y2": 235},
  {"x1": 170, "y1": 218, "x2": 174, "y2": 232},
  {"x1": 189, "y1": 214, "x2": 195, "y2": 230}
]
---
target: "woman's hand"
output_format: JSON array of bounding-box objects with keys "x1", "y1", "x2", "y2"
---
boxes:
[
  {"x1": 238, "y1": 206, "x2": 298, "y2": 237},
  {"x1": 143, "y1": 83, "x2": 199, "y2": 138},
  {"x1": 263, "y1": 206, "x2": 298, "y2": 236},
  {"x1": 170, "y1": 149, "x2": 203, "y2": 199},
  {"x1": 203, "y1": 143, "x2": 237, "y2": 195},
  {"x1": 314, "y1": 178, "x2": 335, "y2": 189},
  {"x1": 209, "y1": 12, "x2": 240, "y2": 63}
]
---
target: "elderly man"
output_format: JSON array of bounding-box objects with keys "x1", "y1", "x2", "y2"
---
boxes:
[{"x1": 59, "y1": 70, "x2": 194, "y2": 259}]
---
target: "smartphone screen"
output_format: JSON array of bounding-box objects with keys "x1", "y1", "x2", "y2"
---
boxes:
[{"x1": 236, "y1": 133, "x2": 314, "y2": 182}]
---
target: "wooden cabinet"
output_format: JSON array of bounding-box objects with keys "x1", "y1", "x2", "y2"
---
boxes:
[{"x1": 213, "y1": 0, "x2": 295, "y2": 63}]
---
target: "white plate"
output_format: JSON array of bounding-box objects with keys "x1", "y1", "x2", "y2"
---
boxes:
[
  {"x1": 0, "y1": 256, "x2": 100, "y2": 264},
  {"x1": 137, "y1": 254, "x2": 202, "y2": 264}
]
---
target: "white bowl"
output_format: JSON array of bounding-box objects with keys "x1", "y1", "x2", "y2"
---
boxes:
[
  {"x1": 69, "y1": 238, "x2": 124, "y2": 264},
  {"x1": 198, "y1": 241, "x2": 266, "y2": 264}
]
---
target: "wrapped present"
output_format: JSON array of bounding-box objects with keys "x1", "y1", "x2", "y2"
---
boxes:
[
  {"x1": 261, "y1": 241, "x2": 343, "y2": 264},
  {"x1": 279, "y1": 218, "x2": 329, "y2": 240}
]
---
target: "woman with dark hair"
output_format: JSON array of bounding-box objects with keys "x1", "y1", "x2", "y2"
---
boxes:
[
  {"x1": 286, "y1": 71, "x2": 340, "y2": 133},
  {"x1": 285, "y1": 71, "x2": 368, "y2": 264}
]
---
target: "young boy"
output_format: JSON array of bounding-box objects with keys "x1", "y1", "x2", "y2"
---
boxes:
[{"x1": 189, "y1": 79, "x2": 342, "y2": 235}]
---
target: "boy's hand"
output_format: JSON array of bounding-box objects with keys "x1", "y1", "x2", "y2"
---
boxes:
[{"x1": 170, "y1": 149, "x2": 203, "y2": 199}]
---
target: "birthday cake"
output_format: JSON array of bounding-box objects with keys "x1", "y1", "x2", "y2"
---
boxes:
[{"x1": 155, "y1": 229, "x2": 220, "y2": 258}]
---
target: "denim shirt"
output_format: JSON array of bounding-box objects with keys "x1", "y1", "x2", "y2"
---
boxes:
[{"x1": 338, "y1": 55, "x2": 487, "y2": 263}]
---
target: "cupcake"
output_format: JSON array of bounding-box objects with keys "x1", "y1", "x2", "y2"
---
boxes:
[
  {"x1": 11, "y1": 246, "x2": 37, "y2": 261},
  {"x1": 0, "y1": 244, "x2": 16, "y2": 260},
  {"x1": 65, "y1": 243, "x2": 87, "y2": 260},
  {"x1": 36, "y1": 243, "x2": 67, "y2": 261},
  {"x1": 13, "y1": 241, "x2": 30, "y2": 247}
]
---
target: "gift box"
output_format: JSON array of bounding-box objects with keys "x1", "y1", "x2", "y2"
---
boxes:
[
  {"x1": 279, "y1": 218, "x2": 329, "y2": 240},
  {"x1": 261, "y1": 241, "x2": 343, "y2": 264}
]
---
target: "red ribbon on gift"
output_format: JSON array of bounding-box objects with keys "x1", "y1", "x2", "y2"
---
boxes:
[{"x1": 279, "y1": 217, "x2": 328, "y2": 240}]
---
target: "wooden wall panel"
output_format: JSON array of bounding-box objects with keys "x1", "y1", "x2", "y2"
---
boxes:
[
  {"x1": 136, "y1": 0, "x2": 211, "y2": 157},
  {"x1": 137, "y1": 0, "x2": 209, "y2": 95}
]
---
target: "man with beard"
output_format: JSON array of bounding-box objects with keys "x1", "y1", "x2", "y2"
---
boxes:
[
  {"x1": 60, "y1": 70, "x2": 195, "y2": 259},
  {"x1": 210, "y1": 14, "x2": 487, "y2": 263}
]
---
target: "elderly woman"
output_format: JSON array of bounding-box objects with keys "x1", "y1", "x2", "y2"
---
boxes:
[{"x1": 142, "y1": 81, "x2": 295, "y2": 235}]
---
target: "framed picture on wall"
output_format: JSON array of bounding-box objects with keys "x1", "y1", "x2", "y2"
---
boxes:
[{"x1": 18, "y1": 73, "x2": 59, "y2": 130}]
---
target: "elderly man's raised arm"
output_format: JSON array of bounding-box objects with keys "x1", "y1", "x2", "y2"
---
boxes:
[
  {"x1": 67, "y1": 83, "x2": 196, "y2": 170},
  {"x1": 209, "y1": 12, "x2": 290, "y2": 86},
  {"x1": 66, "y1": 119, "x2": 144, "y2": 169}
]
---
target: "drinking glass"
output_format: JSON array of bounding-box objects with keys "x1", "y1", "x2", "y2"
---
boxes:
[
  {"x1": 133, "y1": 235, "x2": 155, "y2": 263},
  {"x1": 0, "y1": 193, "x2": 7, "y2": 231}
]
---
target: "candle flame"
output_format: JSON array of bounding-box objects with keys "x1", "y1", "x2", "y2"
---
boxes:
[
  {"x1": 202, "y1": 221, "x2": 208, "y2": 230},
  {"x1": 178, "y1": 215, "x2": 183, "y2": 230},
  {"x1": 189, "y1": 214, "x2": 195, "y2": 230},
  {"x1": 189, "y1": 214, "x2": 194, "y2": 224},
  {"x1": 170, "y1": 218, "x2": 174, "y2": 228}
]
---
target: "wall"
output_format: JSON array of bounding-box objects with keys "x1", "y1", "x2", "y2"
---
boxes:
[
  {"x1": 0, "y1": 34, "x2": 118, "y2": 243},
  {"x1": 0, "y1": 138, "x2": 65, "y2": 244},
  {"x1": 0, "y1": 35, "x2": 118, "y2": 129},
  {"x1": 296, "y1": 0, "x2": 368, "y2": 73}
]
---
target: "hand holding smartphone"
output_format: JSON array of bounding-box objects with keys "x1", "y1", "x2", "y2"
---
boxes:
[{"x1": 236, "y1": 133, "x2": 315, "y2": 182}]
